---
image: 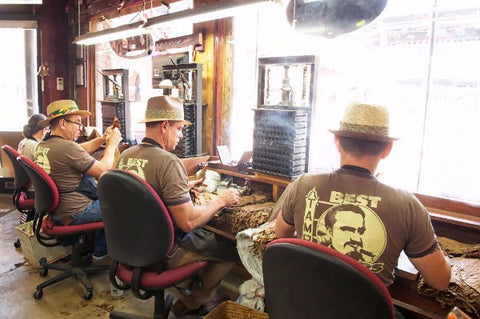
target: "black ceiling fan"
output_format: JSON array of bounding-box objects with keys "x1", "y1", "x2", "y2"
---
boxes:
[{"x1": 286, "y1": 0, "x2": 388, "y2": 38}]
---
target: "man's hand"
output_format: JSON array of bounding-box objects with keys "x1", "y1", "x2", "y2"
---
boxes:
[
  {"x1": 103, "y1": 126, "x2": 114, "y2": 139},
  {"x1": 217, "y1": 188, "x2": 240, "y2": 206},
  {"x1": 188, "y1": 178, "x2": 204, "y2": 189},
  {"x1": 105, "y1": 127, "x2": 122, "y2": 147},
  {"x1": 189, "y1": 179, "x2": 205, "y2": 201}
]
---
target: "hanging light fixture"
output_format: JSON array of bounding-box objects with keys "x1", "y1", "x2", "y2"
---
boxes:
[
  {"x1": 144, "y1": 0, "x2": 273, "y2": 29},
  {"x1": 74, "y1": 20, "x2": 149, "y2": 46},
  {"x1": 73, "y1": 0, "x2": 274, "y2": 46}
]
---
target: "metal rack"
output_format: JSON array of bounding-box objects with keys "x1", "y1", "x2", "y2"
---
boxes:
[
  {"x1": 253, "y1": 55, "x2": 318, "y2": 179},
  {"x1": 100, "y1": 69, "x2": 132, "y2": 144},
  {"x1": 252, "y1": 108, "x2": 309, "y2": 178},
  {"x1": 160, "y1": 63, "x2": 203, "y2": 157}
]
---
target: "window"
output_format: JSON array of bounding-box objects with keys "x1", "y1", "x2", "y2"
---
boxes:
[
  {"x1": 0, "y1": 21, "x2": 38, "y2": 131},
  {"x1": 231, "y1": 0, "x2": 480, "y2": 204},
  {"x1": 94, "y1": 0, "x2": 193, "y2": 142}
]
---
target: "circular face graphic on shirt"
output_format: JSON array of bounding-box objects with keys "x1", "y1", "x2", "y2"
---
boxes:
[
  {"x1": 117, "y1": 158, "x2": 147, "y2": 180},
  {"x1": 35, "y1": 147, "x2": 51, "y2": 174},
  {"x1": 314, "y1": 203, "x2": 387, "y2": 264}
]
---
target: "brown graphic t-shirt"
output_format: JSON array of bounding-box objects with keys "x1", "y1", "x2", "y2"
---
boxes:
[
  {"x1": 35, "y1": 136, "x2": 95, "y2": 218},
  {"x1": 116, "y1": 143, "x2": 191, "y2": 207},
  {"x1": 281, "y1": 167, "x2": 438, "y2": 286}
]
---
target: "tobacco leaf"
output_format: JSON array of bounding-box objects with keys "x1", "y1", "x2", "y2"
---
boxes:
[{"x1": 417, "y1": 237, "x2": 480, "y2": 318}]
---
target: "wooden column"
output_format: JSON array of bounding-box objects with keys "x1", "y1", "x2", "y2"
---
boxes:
[
  {"x1": 212, "y1": 19, "x2": 226, "y2": 155},
  {"x1": 37, "y1": 1, "x2": 70, "y2": 112}
]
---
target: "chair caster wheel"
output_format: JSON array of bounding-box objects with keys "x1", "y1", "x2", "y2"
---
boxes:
[
  {"x1": 84, "y1": 290, "x2": 93, "y2": 300},
  {"x1": 33, "y1": 290, "x2": 43, "y2": 300},
  {"x1": 39, "y1": 257, "x2": 47, "y2": 266},
  {"x1": 40, "y1": 268, "x2": 48, "y2": 277},
  {"x1": 14, "y1": 239, "x2": 21, "y2": 248}
]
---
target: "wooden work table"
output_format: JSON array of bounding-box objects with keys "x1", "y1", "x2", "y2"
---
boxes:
[
  {"x1": 202, "y1": 166, "x2": 480, "y2": 319},
  {"x1": 207, "y1": 166, "x2": 290, "y2": 201}
]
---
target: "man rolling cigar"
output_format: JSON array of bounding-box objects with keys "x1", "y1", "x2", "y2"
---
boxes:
[{"x1": 35, "y1": 99, "x2": 122, "y2": 260}]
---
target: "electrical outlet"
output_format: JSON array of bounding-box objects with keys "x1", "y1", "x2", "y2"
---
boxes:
[{"x1": 56, "y1": 77, "x2": 64, "y2": 91}]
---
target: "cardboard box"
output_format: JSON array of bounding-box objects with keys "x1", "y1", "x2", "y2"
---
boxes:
[
  {"x1": 0, "y1": 177, "x2": 14, "y2": 194},
  {"x1": 16, "y1": 221, "x2": 71, "y2": 268},
  {"x1": 205, "y1": 301, "x2": 269, "y2": 319}
]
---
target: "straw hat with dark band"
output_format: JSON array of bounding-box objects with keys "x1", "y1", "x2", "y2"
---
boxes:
[
  {"x1": 138, "y1": 95, "x2": 191, "y2": 125},
  {"x1": 39, "y1": 99, "x2": 91, "y2": 128},
  {"x1": 329, "y1": 102, "x2": 398, "y2": 142}
]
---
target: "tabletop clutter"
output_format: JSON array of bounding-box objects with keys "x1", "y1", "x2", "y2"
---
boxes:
[
  {"x1": 417, "y1": 237, "x2": 480, "y2": 318},
  {"x1": 193, "y1": 170, "x2": 277, "y2": 235}
]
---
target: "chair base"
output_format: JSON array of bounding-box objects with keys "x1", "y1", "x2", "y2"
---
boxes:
[
  {"x1": 33, "y1": 261, "x2": 109, "y2": 300},
  {"x1": 110, "y1": 293, "x2": 174, "y2": 319}
]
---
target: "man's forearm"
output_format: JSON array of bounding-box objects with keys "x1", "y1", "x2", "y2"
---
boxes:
[
  {"x1": 80, "y1": 136, "x2": 106, "y2": 154},
  {"x1": 100, "y1": 144, "x2": 117, "y2": 169},
  {"x1": 188, "y1": 197, "x2": 225, "y2": 229}
]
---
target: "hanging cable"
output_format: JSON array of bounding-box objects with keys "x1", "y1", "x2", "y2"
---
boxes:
[
  {"x1": 128, "y1": 0, "x2": 147, "y2": 24},
  {"x1": 77, "y1": 0, "x2": 81, "y2": 37}
]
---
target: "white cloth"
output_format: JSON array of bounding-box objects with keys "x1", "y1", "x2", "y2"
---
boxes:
[
  {"x1": 235, "y1": 224, "x2": 270, "y2": 311},
  {"x1": 237, "y1": 278, "x2": 265, "y2": 311}
]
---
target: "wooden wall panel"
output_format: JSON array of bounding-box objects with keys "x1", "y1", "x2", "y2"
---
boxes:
[
  {"x1": 194, "y1": 21, "x2": 215, "y2": 155},
  {"x1": 37, "y1": 1, "x2": 70, "y2": 113},
  {"x1": 193, "y1": 20, "x2": 233, "y2": 155}
]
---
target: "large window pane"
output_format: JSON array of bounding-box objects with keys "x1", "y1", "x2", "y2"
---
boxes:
[
  {"x1": 231, "y1": 0, "x2": 480, "y2": 204},
  {"x1": 0, "y1": 25, "x2": 38, "y2": 131},
  {"x1": 419, "y1": 2, "x2": 480, "y2": 202}
]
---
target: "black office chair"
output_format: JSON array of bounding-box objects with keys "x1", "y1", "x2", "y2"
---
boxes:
[
  {"x1": 263, "y1": 238, "x2": 394, "y2": 319},
  {"x1": 98, "y1": 169, "x2": 208, "y2": 319},
  {"x1": 17, "y1": 155, "x2": 108, "y2": 300},
  {"x1": 1, "y1": 145, "x2": 36, "y2": 248}
]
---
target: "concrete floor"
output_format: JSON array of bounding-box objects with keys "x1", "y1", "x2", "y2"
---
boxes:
[{"x1": 0, "y1": 195, "x2": 244, "y2": 318}]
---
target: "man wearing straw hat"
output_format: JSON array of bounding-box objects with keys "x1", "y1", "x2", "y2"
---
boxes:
[
  {"x1": 117, "y1": 96, "x2": 239, "y2": 316},
  {"x1": 275, "y1": 102, "x2": 451, "y2": 313},
  {"x1": 35, "y1": 99, "x2": 122, "y2": 260}
]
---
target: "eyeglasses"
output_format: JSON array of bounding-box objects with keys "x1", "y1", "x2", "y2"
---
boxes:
[{"x1": 64, "y1": 119, "x2": 84, "y2": 130}]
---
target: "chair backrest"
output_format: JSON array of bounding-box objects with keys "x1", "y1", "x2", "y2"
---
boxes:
[
  {"x1": 2, "y1": 145, "x2": 30, "y2": 190},
  {"x1": 263, "y1": 238, "x2": 394, "y2": 319},
  {"x1": 98, "y1": 169, "x2": 175, "y2": 268},
  {"x1": 17, "y1": 155, "x2": 59, "y2": 215}
]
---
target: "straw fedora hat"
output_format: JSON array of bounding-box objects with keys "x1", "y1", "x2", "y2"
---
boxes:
[
  {"x1": 329, "y1": 102, "x2": 398, "y2": 141},
  {"x1": 39, "y1": 99, "x2": 91, "y2": 128},
  {"x1": 138, "y1": 96, "x2": 191, "y2": 125}
]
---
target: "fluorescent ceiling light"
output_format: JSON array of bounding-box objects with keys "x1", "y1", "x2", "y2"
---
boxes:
[
  {"x1": 74, "y1": 20, "x2": 149, "y2": 46},
  {"x1": 74, "y1": 0, "x2": 273, "y2": 46},
  {"x1": 0, "y1": 0, "x2": 42, "y2": 3},
  {"x1": 144, "y1": 0, "x2": 273, "y2": 29}
]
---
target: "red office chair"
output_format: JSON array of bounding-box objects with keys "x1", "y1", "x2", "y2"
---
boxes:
[
  {"x1": 98, "y1": 169, "x2": 208, "y2": 319},
  {"x1": 1, "y1": 145, "x2": 36, "y2": 248},
  {"x1": 263, "y1": 238, "x2": 394, "y2": 319},
  {"x1": 17, "y1": 155, "x2": 108, "y2": 301}
]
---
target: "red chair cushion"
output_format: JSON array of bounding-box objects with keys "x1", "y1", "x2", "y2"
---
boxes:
[
  {"x1": 116, "y1": 261, "x2": 208, "y2": 290},
  {"x1": 42, "y1": 217, "x2": 104, "y2": 237}
]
